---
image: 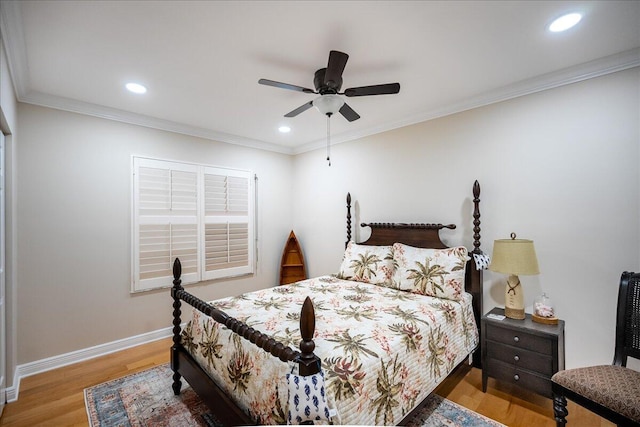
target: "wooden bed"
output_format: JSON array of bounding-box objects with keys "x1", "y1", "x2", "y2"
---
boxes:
[{"x1": 170, "y1": 180, "x2": 484, "y2": 425}]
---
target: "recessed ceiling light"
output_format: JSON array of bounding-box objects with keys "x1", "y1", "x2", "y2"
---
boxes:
[
  {"x1": 548, "y1": 13, "x2": 582, "y2": 32},
  {"x1": 278, "y1": 126, "x2": 291, "y2": 133},
  {"x1": 126, "y1": 82, "x2": 147, "y2": 94}
]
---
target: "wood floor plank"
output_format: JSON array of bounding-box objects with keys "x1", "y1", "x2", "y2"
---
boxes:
[{"x1": 0, "y1": 338, "x2": 615, "y2": 426}]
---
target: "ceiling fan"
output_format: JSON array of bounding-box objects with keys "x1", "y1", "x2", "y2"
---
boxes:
[{"x1": 258, "y1": 50, "x2": 400, "y2": 122}]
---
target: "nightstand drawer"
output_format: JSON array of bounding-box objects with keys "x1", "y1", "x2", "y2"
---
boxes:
[
  {"x1": 486, "y1": 341, "x2": 554, "y2": 376},
  {"x1": 484, "y1": 359, "x2": 552, "y2": 397},
  {"x1": 486, "y1": 324, "x2": 552, "y2": 354}
]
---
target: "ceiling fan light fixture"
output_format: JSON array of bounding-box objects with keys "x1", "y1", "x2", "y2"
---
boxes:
[{"x1": 313, "y1": 95, "x2": 344, "y2": 116}]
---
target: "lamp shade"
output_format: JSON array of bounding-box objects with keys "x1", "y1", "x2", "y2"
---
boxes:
[{"x1": 489, "y1": 236, "x2": 539, "y2": 275}]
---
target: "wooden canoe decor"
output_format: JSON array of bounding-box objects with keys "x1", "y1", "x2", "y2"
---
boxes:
[{"x1": 279, "y1": 230, "x2": 307, "y2": 285}]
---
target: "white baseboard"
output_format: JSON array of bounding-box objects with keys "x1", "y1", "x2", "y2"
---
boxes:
[{"x1": 5, "y1": 326, "x2": 174, "y2": 402}]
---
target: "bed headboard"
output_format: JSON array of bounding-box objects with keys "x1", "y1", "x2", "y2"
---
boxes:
[
  {"x1": 346, "y1": 181, "x2": 482, "y2": 253},
  {"x1": 357, "y1": 222, "x2": 456, "y2": 249},
  {"x1": 345, "y1": 180, "x2": 484, "y2": 367}
]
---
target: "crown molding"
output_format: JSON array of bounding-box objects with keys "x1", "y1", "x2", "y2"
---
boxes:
[{"x1": 19, "y1": 90, "x2": 294, "y2": 154}]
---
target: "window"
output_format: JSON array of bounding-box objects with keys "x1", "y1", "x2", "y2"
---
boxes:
[{"x1": 132, "y1": 157, "x2": 254, "y2": 292}]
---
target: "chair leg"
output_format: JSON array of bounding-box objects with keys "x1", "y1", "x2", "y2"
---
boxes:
[{"x1": 553, "y1": 394, "x2": 568, "y2": 426}]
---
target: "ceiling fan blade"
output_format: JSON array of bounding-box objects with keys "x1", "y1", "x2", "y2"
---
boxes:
[
  {"x1": 259, "y1": 78, "x2": 316, "y2": 94},
  {"x1": 324, "y1": 50, "x2": 349, "y2": 88},
  {"x1": 344, "y1": 83, "x2": 400, "y2": 97},
  {"x1": 284, "y1": 101, "x2": 314, "y2": 117},
  {"x1": 339, "y1": 103, "x2": 360, "y2": 122}
]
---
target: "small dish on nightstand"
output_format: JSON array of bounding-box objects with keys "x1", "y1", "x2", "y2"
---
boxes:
[{"x1": 532, "y1": 292, "x2": 558, "y2": 325}]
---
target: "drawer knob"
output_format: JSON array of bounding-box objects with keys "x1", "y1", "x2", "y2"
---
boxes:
[
  {"x1": 514, "y1": 374, "x2": 520, "y2": 381},
  {"x1": 513, "y1": 336, "x2": 520, "y2": 343},
  {"x1": 514, "y1": 355, "x2": 520, "y2": 362}
]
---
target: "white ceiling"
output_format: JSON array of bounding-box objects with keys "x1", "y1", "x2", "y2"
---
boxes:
[{"x1": 1, "y1": 1, "x2": 639, "y2": 154}]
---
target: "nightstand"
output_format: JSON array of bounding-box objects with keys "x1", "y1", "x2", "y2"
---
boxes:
[{"x1": 482, "y1": 307, "x2": 565, "y2": 398}]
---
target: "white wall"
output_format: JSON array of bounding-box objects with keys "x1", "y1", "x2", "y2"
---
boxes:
[
  {"x1": 16, "y1": 104, "x2": 294, "y2": 363},
  {"x1": 292, "y1": 68, "x2": 640, "y2": 369}
]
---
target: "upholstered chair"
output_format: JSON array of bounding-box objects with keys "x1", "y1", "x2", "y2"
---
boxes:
[{"x1": 551, "y1": 271, "x2": 640, "y2": 427}]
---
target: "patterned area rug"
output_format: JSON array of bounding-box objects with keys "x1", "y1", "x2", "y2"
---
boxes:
[{"x1": 85, "y1": 364, "x2": 505, "y2": 427}]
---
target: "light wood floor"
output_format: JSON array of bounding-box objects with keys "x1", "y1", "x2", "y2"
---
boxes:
[{"x1": 0, "y1": 338, "x2": 614, "y2": 427}]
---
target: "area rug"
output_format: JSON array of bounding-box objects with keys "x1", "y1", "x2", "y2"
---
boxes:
[{"x1": 85, "y1": 364, "x2": 505, "y2": 427}]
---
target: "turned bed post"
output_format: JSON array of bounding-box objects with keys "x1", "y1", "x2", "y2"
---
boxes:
[
  {"x1": 472, "y1": 180, "x2": 482, "y2": 256},
  {"x1": 470, "y1": 180, "x2": 483, "y2": 368},
  {"x1": 470, "y1": 180, "x2": 483, "y2": 300},
  {"x1": 171, "y1": 258, "x2": 183, "y2": 395},
  {"x1": 298, "y1": 296, "x2": 320, "y2": 375},
  {"x1": 346, "y1": 192, "x2": 352, "y2": 248}
]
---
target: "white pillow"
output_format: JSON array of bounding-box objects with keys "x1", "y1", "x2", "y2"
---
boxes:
[
  {"x1": 337, "y1": 241, "x2": 394, "y2": 286},
  {"x1": 392, "y1": 243, "x2": 469, "y2": 300}
]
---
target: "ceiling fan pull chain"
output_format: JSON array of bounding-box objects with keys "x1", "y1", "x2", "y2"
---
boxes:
[{"x1": 326, "y1": 114, "x2": 331, "y2": 166}]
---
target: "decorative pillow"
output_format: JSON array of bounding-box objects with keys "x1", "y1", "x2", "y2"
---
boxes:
[
  {"x1": 392, "y1": 243, "x2": 469, "y2": 300},
  {"x1": 473, "y1": 253, "x2": 491, "y2": 271},
  {"x1": 337, "y1": 241, "x2": 394, "y2": 286},
  {"x1": 286, "y1": 370, "x2": 331, "y2": 424}
]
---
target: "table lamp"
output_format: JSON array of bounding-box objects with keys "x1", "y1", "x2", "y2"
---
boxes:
[{"x1": 489, "y1": 233, "x2": 539, "y2": 320}]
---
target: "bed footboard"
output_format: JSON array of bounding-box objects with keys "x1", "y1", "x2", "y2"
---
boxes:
[{"x1": 170, "y1": 258, "x2": 321, "y2": 423}]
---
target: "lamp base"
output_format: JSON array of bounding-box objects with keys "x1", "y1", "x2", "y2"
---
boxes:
[
  {"x1": 505, "y1": 307, "x2": 525, "y2": 320},
  {"x1": 505, "y1": 274, "x2": 525, "y2": 320}
]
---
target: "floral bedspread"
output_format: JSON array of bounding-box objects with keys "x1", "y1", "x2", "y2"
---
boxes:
[{"x1": 181, "y1": 276, "x2": 478, "y2": 425}]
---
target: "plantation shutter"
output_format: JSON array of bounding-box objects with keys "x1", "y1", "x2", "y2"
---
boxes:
[
  {"x1": 133, "y1": 158, "x2": 199, "y2": 291},
  {"x1": 202, "y1": 167, "x2": 254, "y2": 280},
  {"x1": 132, "y1": 157, "x2": 254, "y2": 292}
]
